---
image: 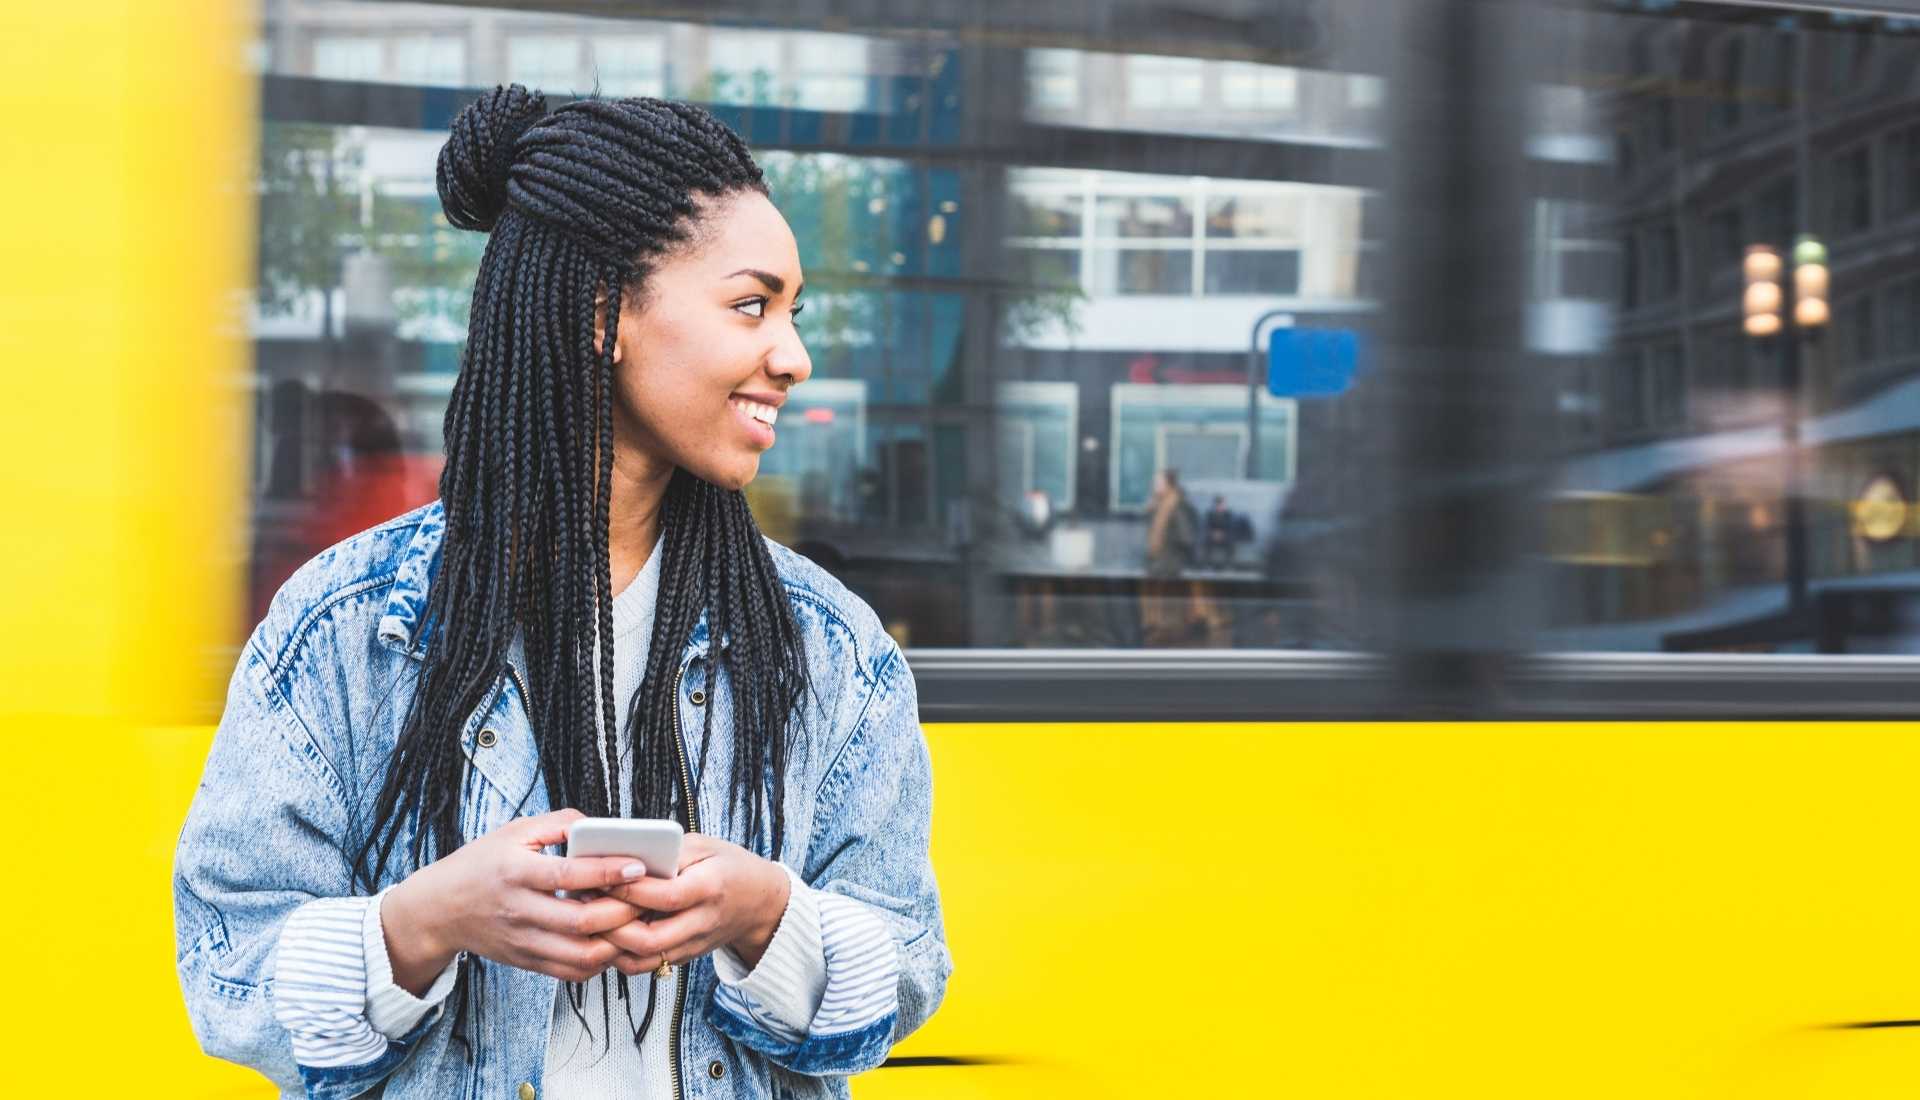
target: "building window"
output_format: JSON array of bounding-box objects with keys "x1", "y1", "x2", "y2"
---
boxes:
[
  {"x1": 1830, "y1": 144, "x2": 1874, "y2": 235},
  {"x1": 753, "y1": 379, "x2": 867, "y2": 523},
  {"x1": 1711, "y1": 33, "x2": 1744, "y2": 131},
  {"x1": 1219, "y1": 61, "x2": 1299, "y2": 111},
  {"x1": 1126, "y1": 55, "x2": 1205, "y2": 110},
  {"x1": 1753, "y1": 30, "x2": 1794, "y2": 120},
  {"x1": 1614, "y1": 129, "x2": 1635, "y2": 180},
  {"x1": 313, "y1": 36, "x2": 383, "y2": 81},
  {"x1": 1835, "y1": 292, "x2": 1878, "y2": 374},
  {"x1": 1204, "y1": 250, "x2": 1300, "y2": 295},
  {"x1": 1026, "y1": 48, "x2": 1080, "y2": 111},
  {"x1": 1649, "y1": 98, "x2": 1676, "y2": 152},
  {"x1": 708, "y1": 30, "x2": 785, "y2": 105},
  {"x1": 792, "y1": 33, "x2": 868, "y2": 112},
  {"x1": 594, "y1": 36, "x2": 666, "y2": 98},
  {"x1": 1535, "y1": 200, "x2": 1617, "y2": 301},
  {"x1": 1884, "y1": 123, "x2": 1920, "y2": 219},
  {"x1": 1611, "y1": 351, "x2": 1649, "y2": 433},
  {"x1": 507, "y1": 35, "x2": 582, "y2": 92},
  {"x1": 996, "y1": 382, "x2": 1078, "y2": 509},
  {"x1": 1346, "y1": 73, "x2": 1384, "y2": 110},
  {"x1": 1205, "y1": 192, "x2": 1303, "y2": 295},
  {"x1": 1009, "y1": 170, "x2": 1365, "y2": 301},
  {"x1": 1097, "y1": 193, "x2": 1194, "y2": 238},
  {"x1": 1620, "y1": 233, "x2": 1640, "y2": 307},
  {"x1": 1109, "y1": 384, "x2": 1295, "y2": 510},
  {"x1": 389, "y1": 36, "x2": 464, "y2": 86},
  {"x1": 1650, "y1": 343, "x2": 1686, "y2": 426},
  {"x1": 1705, "y1": 206, "x2": 1743, "y2": 271},
  {"x1": 1753, "y1": 178, "x2": 1796, "y2": 247},
  {"x1": 1829, "y1": 33, "x2": 1872, "y2": 95},
  {"x1": 1886, "y1": 278, "x2": 1920, "y2": 357},
  {"x1": 1643, "y1": 222, "x2": 1679, "y2": 302},
  {"x1": 1089, "y1": 249, "x2": 1193, "y2": 295}
]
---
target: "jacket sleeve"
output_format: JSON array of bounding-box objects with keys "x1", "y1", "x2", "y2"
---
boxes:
[
  {"x1": 174, "y1": 636, "x2": 445, "y2": 1100},
  {"x1": 705, "y1": 645, "x2": 952, "y2": 1076}
]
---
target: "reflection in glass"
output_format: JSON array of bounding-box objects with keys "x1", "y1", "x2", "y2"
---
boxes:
[
  {"x1": 254, "y1": 1, "x2": 1367, "y2": 653},
  {"x1": 1535, "y1": 7, "x2": 1920, "y2": 654},
  {"x1": 1094, "y1": 195, "x2": 1194, "y2": 239},
  {"x1": 1089, "y1": 248, "x2": 1193, "y2": 296}
]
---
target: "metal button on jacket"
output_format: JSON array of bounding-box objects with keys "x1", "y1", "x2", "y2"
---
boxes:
[
  {"x1": 689, "y1": 688, "x2": 707, "y2": 706},
  {"x1": 477, "y1": 728, "x2": 498, "y2": 749},
  {"x1": 708, "y1": 1060, "x2": 726, "y2": 1080},
  {"x1": 516, "y1": 1083, "x2": 536, "y2": 1100}
]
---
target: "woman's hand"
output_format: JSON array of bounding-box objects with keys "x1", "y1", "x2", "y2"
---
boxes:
[
  {"x1": 381, "y1": 808, "x2": 661, "y2": 995},
  {"x1": 598, "y1": 833, "x2": 791, "y2": 972}
]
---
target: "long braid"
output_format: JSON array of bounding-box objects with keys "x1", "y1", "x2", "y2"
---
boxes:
[{"x1": 351, "y1": 85, "x2": 807, "y2": 1060}]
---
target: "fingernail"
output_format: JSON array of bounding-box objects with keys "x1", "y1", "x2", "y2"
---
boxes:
[{"x1": 622, "y1": 863, "x2": 646, "y2": 880}]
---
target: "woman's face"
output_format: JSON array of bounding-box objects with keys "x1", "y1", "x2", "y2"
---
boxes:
[{"x1": 610, "y1": 190, "x2": 812, "y2": 492}]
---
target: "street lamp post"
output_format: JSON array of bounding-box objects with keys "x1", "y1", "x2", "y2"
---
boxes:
[
  {"x1": 1744, "y1": 235, "x2": 1828, "y2": 615},
  {"x1": 1783, "y1": 234, "x2": 1829, "y2": 613}
]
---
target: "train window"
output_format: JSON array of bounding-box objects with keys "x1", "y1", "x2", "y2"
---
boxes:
[
  {"x1": 244, "y1": 0, "x2": 1920, "y2": 715},
  {"x1": 246, "y1": 0, "x2": 1377, "y2": 660},
  {"x1": 1532, "y1": 5, "x2": 1920, "y2": 658}
]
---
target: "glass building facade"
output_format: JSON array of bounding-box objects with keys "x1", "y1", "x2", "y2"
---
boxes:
[{"x1": 244, "y1": 0, "x2": 1920, "y2": 714}]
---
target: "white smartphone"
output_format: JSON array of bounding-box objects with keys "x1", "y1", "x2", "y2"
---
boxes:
[{"x1": 564, "y1": 817, "x2": 684, "y2": 880}]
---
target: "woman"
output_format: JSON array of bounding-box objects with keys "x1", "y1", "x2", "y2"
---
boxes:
[
  {"x1": 1140, "y1": 468, "x2": 1199, "y2": 645},
  {"x1": 175, "y1": 86, "x2": 949, "y2": 1100}
]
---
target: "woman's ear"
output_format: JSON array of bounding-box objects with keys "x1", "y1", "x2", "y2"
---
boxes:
[{"x1": 592, "y1": 286, "x2": 623, "y2": 365}]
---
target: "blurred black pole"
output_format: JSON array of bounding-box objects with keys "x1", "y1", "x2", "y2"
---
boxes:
[
  {"x1": 1784, "y1": 22, "x2": 1813, "y2": 614},
  {"x1": 1359, "y1": 0, "x2": 1543, "y2": 712}
]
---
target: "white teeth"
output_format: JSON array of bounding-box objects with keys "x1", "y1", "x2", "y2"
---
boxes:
[{"x1": 731, "y1": 398, "x2": 778, "y2": 426}]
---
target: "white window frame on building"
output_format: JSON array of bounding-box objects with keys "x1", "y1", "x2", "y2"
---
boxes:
[
  {"x1": 1126, "y1": 54, "x2": 1206, "y2": 110},
  {"x1": 507, "y1": 33, "x2": 584, "y2": 93},
  {"x1": 1025, "y1": 48, "x2": 1082, "y2": 111},
  {"x1": 391, "y1": 35, "x2": 466, "y2": 87},
  {"x1": 1109, "y1": 382, "x2": 1297, "y2": 512},
  {"x1": 593, "y1": 35, "x2": 668, "y2": 98},
  {"x1": 1218, "y1": 60, "x2": 1300, "y2": 112},
  {"x1": 996, "y1": 381, "x2": 1080, "y2": 510},
  {"x1": 313, "y1": 35, "x2": 385, "y2": 81},
  {"x1": 1008, "y1": 169, "x2": 1367, "y2": 302}
]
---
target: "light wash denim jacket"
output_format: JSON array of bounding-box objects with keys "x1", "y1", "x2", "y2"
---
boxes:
[{"x1": 174, "y1": 501, "x2": 950, "y2": 1100}]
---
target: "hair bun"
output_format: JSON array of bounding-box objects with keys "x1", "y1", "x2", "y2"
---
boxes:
[{"x1": 437, "y1": 84, "x2": 548, "y2": 232}]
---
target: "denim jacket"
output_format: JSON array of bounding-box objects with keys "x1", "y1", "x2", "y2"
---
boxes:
[{"x1": 174, "y1": 501, "x2": 950, "y2": 1100}]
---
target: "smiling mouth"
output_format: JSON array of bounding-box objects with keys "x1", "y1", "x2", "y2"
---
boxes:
[
  {"x1": 729, "y1": 396, "x2": 780, "y2": 427},
  {"x1": 725, "y1": 397, "x2": 779, "y2": 426},
  {"x1": 729, "y1": 397, "x2": 780, "y2": 450}
]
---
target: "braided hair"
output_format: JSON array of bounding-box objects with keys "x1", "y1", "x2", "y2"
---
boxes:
[{"x1": 351, "y1": 85, "x2": 808, "y2": 1057}]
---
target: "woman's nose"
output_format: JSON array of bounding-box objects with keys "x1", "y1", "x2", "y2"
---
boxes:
[{"x1": 769, "y1": 325, "x2": 812, "y2": 386}]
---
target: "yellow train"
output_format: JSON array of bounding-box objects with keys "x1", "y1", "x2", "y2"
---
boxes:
[{"x1": 10, "y1": 2, "x2": 1920, "y2": 1098}]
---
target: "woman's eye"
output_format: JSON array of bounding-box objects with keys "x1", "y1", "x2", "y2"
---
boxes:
[
  {"x1": 733, "y1": 298, "x2": 767, "y2": 319},
  {"x1": 791, "y1": 301, "x2": 806, "y2": 323}
]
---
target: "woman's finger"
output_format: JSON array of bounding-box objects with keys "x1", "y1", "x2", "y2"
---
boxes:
[
  {"x1": 510, "y1": 890, "x2": 643, "y2": 938},
  {"x1": 505, "y1": 808, "x2": 587, "y2": 849},
  {"x1": 514, "y1": 852, "x2": 649, "y2": 894},
  {"x1": 597, "y1": 906, "x2": 713, "y2": 960},
  {"x1": 604, "y1": 869, "x2": 708, "y2": 913},
  {"x1": 511, "y1": 929, "x2": 630, "y2": 982}
]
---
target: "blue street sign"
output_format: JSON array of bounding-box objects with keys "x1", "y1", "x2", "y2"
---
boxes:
[{"x1": 1267, "y1": 327, "x2": 1360, "y2": 398}]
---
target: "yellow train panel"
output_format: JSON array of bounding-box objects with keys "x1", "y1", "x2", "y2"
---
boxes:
[{"x1": 13, "y1": 720, "x2": 1920, "y2": 1097}]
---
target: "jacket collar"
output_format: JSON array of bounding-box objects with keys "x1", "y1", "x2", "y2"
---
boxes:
[{"x1": 376, "y1": 499, "x2": 729, "y2": 663}]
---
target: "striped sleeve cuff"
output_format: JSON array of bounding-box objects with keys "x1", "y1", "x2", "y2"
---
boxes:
[
  {"x1": 712, "y1": 865, "x2": 899, "y2": 1042},
  {"x1": 810, "y1": 890, "x2": 899, "y2": 1035},
  {"x1": 713, "y1": 863, "x2": 824, "y2": 1040},
  {"x1": 364, "y1": 886, "x2": 462, "y2": 1038},
  {"x1": 272, "y1": 896, "x2": 388, "y2": 1069}
]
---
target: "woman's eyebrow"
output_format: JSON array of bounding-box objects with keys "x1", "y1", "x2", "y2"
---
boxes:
[{"x1": 725, "y1": 268, "x2": 803, "y2": 296}]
